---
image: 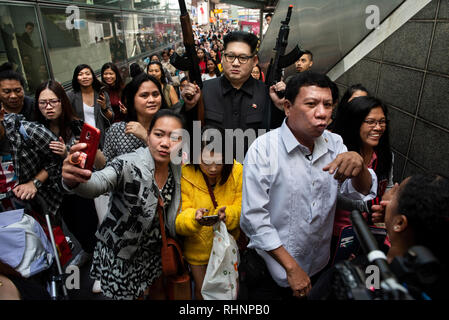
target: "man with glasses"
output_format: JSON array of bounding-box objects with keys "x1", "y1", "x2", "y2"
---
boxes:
[
  {"x1": 181, "y1": 31, "x2": 285, "y2": 159},
  {"x1": 0, "y1": 62, "x2": 34, "y2": 121}
]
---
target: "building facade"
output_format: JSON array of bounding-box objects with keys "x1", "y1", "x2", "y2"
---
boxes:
[{"x1": 0, "y1": 0, "x2": 185, "y2": 93}]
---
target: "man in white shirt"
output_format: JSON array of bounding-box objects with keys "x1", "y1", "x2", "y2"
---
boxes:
[{"x1": 240, "y1": 71, "x2": 377, "y2": 300}]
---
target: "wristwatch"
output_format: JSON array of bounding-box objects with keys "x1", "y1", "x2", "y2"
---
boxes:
[{"x1": 33, "y1": 179, "x2": 43, "y2": 189}]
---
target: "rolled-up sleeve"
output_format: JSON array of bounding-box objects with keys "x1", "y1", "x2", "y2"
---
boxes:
[
  {"x1": 240, "y1": 142, "x2": 282, "y2": 252},
  {"x1": 340, "y1": 168, "x2": 378, "y2": 201}
]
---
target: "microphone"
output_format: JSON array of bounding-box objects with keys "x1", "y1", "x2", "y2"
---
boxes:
[{"x1": 350, "y1": 210, "x2": 413, "y2": 299}]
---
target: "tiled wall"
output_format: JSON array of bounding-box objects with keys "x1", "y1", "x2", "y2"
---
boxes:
[{"x1": 335, "y1": 0, "x2": 449, "y2": 182}]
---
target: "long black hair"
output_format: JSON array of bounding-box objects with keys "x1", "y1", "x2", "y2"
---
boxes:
[
  {"x1": 333, "y1": 96, "x2": 392, "y2": 180},
  {"x1": 123, "y1": 73, "x2": 168, "y2": 122},
  {"x1": 100, "y1": 62, "x2": 123, "y2": 92},
  {"x1": 71, "y1": 64, "x2": 103, "y2": 92},
  {"x1": 206, "y1": 59, "x2": 221, "y2": 77},
  {"x1": 146, "y1": 61, "x2": 167, "y2": 84}
]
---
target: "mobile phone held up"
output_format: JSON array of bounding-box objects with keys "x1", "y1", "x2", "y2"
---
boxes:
[
  {"x1": 98, "y1": 85, "x2": 107, "y2": 97},
  {"x1": 78, "y1": 123, "x2": 100, "y2": 171},
  {"x1": 201, "y1": 215, "x2": 219, "y2": 222}
]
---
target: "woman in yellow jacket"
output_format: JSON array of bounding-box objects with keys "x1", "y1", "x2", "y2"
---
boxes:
[{"x1": 175, "y1": 126, "x2": 243, "y2": 300}]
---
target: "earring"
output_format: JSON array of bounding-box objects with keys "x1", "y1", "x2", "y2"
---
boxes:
[{"x1": 394, "y1": 225, "x2": 400, "y2": 231}]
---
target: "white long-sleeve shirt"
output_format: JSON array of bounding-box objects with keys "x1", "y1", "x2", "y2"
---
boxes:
[{"x1": 240, "y1": 120, "x2": 377, "y2": 287}]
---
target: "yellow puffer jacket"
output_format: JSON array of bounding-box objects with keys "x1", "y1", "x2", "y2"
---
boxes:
[{"x1": 175, "y1": 161, "x2": 243, "y2": 265}]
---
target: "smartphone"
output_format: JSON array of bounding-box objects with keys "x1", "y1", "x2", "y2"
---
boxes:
[
  {"x1": 201, "y1": 215, "x2": 219, "y2": 222},
  {"x1": 78, "y1": 123, "x2": 101, "y2": 171},
  {"x1": 98, "y1": 85, "x2": 107, "y2": 96}
]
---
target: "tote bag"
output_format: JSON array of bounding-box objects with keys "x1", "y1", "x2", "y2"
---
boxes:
[{"x1": 201, "y1": 221, "x2": 239, "y2": 300}]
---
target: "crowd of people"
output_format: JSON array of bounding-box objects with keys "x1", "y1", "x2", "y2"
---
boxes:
[{"x1": 0, "y1": 24, "x2": 447, "y2": 301}]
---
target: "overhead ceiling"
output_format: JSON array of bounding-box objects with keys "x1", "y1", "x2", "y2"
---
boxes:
[{"x1": 258, "y1": 0, "x2": 405, "y2": 76}]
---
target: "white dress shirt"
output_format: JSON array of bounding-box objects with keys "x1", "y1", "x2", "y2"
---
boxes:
[{"x1": 240, "y1": 120, "x2": 377, "y2": 287}]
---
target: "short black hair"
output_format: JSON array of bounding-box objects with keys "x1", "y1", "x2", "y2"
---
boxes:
[
  {"x1": 25, "y1": 22, "x2": 34, "y2": 29},
  {"x1": 302, "y1": 50, "x2": 313, "y2": 61},
  {"x1": 285, "y1": 71, "x2": 334, "y2": 104},
  {"x1": 397, "y1": 174, "x2": 449, "y2": 267},
  {"x1": 265, "y1": 13, "x2": 273, "y2": 19},
  {"x1": 0, "y1": 62, "x2": 25, "y2": 88},
  {"x1": 180, "y1": 76, "x2": 188, "y2": 84},
  {"x1": 223, "y1": 31, "x2": 259, "y2": 54}
]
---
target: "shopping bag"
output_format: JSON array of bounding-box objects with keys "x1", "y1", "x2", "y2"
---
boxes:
[
  {"x1": 201, "y1": 221, "x2": 239, "y2": 300},
  {"x1": 0, "y1": 209, "x2": 54, "y2": 277}
]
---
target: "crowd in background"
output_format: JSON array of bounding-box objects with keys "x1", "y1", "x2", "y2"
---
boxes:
[{"x1": 0, "y1": 22, "x2": 448, "y2": 302}]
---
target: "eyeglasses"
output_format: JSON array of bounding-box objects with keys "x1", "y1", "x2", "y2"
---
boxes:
[
  {"x1": 223, "y1": 53, "x2": 254, "y2": 64},
  {"x1": 38, "y1": 99, "x2": 60, "y2": 108},
  {"x1": 364, "y1": 119, "x2": 387, "y2": 127}
]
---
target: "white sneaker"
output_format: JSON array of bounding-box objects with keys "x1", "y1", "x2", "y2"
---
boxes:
[
  {"x1": 69, "y1": 250, "x2": 93, "y2": 268},
  {"x1": 92, "y1": 280, "x2": 102, "y2": 294}
]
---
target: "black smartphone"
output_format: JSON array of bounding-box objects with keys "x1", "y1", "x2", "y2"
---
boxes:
[
  {"x1": 98, "y1": 85, "x2": 107, "y2": 97},
  {"x1": 201, "y1": 215, "x2": 219, "y2": 222}
]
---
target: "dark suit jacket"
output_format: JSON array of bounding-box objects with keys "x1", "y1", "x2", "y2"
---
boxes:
[{"x1": 67, "y1": 90, "x2": 113, "y2": 149}]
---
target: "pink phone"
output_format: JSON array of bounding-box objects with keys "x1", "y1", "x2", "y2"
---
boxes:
[{"x1": 78, "y1": 123, "x2": 100, "y2": 171}]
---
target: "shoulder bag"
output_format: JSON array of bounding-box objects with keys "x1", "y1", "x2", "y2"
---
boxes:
[{"x1": 157, "y1": 196, "x2": 191, "y2": 300}]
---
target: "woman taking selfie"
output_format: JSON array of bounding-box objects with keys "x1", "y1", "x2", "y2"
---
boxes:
[
  {"x1": 68, "y1": 64, "x2": 114, "y2": 149},
  {"x1": 175, "y1": 126, "x2": 243, "y2": 300},
  {"x1": 62, "y1": 109, "x2": 185, "y2": 300},
  {"x1": 146, "y1": 61, "x2": 179, "y2": 108},
  {"x1": 92, "y1": 73, "x2": 172, "y2": 293}
]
